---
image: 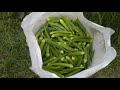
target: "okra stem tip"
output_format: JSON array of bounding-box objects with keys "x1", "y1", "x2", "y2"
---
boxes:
[
  {"x1": 46, "y1": 54, "x2": 50, "y2": 57},
  {"x1": 86, "y1": 44, "x2": 90, "y2": 47},
  {"x1": 66, "y1": 56, "x2": 71, "y2": 60},
  {"x1": 39, "y1": 37, "x2": 43, "y2": 40},
  {"x1": 60, "y1": 50, "x2": 64, "y2": 54},
  {"x1": 84, "y1": 59, "x2": 87, "y2": 63},
  {"x1": 47, "y1": 18, "x2": 50, "y2": 21},
  {"x1": 72, "y1": 56, "x2": 75, "y2": 60},
  {"x1": 51, "y1": 35, "x2": 55, "y2": 37},
  {"x1": 42, "y1": 39, "x2": 45, "y2": 42},
  {"x1": 81, "y1": 51, "x2": 85, "y2": 55}
]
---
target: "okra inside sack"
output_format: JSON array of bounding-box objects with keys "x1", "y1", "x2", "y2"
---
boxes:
[{"x1": 35, "y1": 15, "x2": 94, "y2": 78}]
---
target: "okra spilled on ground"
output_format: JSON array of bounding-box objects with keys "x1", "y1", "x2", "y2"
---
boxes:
[{"x1": 35, "y1": 15, "x2": 94, "y2": 78}]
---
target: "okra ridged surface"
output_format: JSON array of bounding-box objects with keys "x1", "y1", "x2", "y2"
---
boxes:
[{"x1": 35, "y1": 15, "x2": 94, "y2": 78}]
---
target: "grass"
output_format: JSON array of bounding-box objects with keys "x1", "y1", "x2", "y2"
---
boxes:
[{"x1": 0, "y1": 12, "x2": 120, "y2": 78}]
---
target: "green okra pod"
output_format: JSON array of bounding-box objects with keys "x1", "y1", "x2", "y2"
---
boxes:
[
  {"x1": 45, "y1": 38, "x2": 69, "y2": 53},
  {"x1": 61, "y1": 15, "x2": 75, "y2": 33},
  {"x1": 43, "y1": 57, "x2": 56, "y2": 66},
  {"x1": 51, "y1": 33, "x2": 70, "y2": 38},
  {"x1": 60, "y1": 57, "x2": 65, "y2": 61},
  {"x1": 47, "y1": 27, "x2": 57, "y2": 31},
  {"x1": 50, "y1": 63, "x2": 73, "y2": 68},
  {"x1": 57, "y1": 42, "x2": 76, "y2": 52},
  {"x1": 84, "y1": 47, "x2": 88, "y2": 64},
  {"x1": 60, "y1": 19, "x2": 69, "y2": 30},
  {"x1": 49, "y1": 45, "x2": 59, "y2": 57},
  {"x1": 68, "y1": 51, "x2": 85, "y2": 56},
  {"x1": 64, "y1": 59, "x2": 69, "y2": 63},
  {"x1": 82, "y1": 43, "x2": 88, "y2": 64},
  {"x1": 71, "y1": 56, "x2": 78, "y2": 66},
  {"x1": 47, "y1": 59, "x2": 58, "y2": 65},
  {"x1": 38, "y1": 32, "x2": 44, "y2": 44},
  {"x1": 40, "y1": 39, "x2": 46, "y2": 51},
  {"x1": 42, "y1": 66, "x2": 64, "y2": 71},
  {"x1": 76, "y1": 56, "x2": 83, "y2": 67},
  {"x1": 42, "y1": 43, "x2": 47, "y2": 57},
  {"x1": 47, "y1": 17, "x2": 60, "y2": 23},
  {"x1": 48, "y1": 22, "x2": 66, "y2": 30},
  {"x1": 86, "y1": 44, "x2": 91, "y2": 68},
  {"x1": 65, "y1": 56, "x2": 74, "y2": 65},
  {"x1": 64, "y1": 68, "x2": 83, "y2": 77},
  {"x1": 35, "y1": 27, "x2": 45, "y2": 39},
  {"x1": 73, "y1": 17, "x2": 89, "y2": 36},
  {"x1": 57, "y1": 37, "x2": 64, "y2": 42},
  {"x1": 47, "y1": 56, "x2": 63, "y2": 65},
  {"x1": 35, "y1": 30, "x2": 41, "y2": 39},
  {"x1": 72, "y1": 42, "x2": 83, "y2": 51},
  {"x1": 84, "y1": 52, "x2": 88, "y2": 64},
  {"x1": 72, "y1": 17, "x2": 86, "y2": 35},
  {"x1": 45, "y1": 38, "x2": 63, "y2": 49},
  {"x1": 82, "y1": 43, "x2": 90, "y2": 69},
  {"x1": 58, "y1": 67, "x2": 82, "y2": 74},
  {"x1": 42, "y1": 57, "x2": 50, "y2": 62},
  {"x1": 45, "y1": 38, "x2": 60, "y2": 47},
  {"x1": 46, "y1": 44, "x2": 50, "y2": 57},
  {"x1": 38, "y1": 37, "x2": 43, "y2": 44},
  {"x1": 70, "y1": 36, "x2": 92, "y2": 40},
  {"x1": 70, "y1": 21, "x2": 84, "y2": 36},
  {"x1": 50, "y1": 30, "x2": 72, "y2": 35},
  {"x1": 89, "y1": 43, "x2": 94, "y2": 63},
  {"x1": 60, "y1": 57, "x2": 68, "y2": 63},
  {"x1": 63, "y1": 36, "x2": 83, "y2": 51},
  {"x1": 61, "y1": 15, "x2": 72, "y2": 27},
  {"x1": 44, "y1": 25, "x2": 50, "y2": 38},
  {"x1": 71, "y1": 38, "x2": 93, "y2": 43}
]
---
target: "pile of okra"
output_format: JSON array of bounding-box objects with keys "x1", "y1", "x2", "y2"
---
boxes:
[{"x1": 35, "y1": 15, "x2": 94, "y2": 78}]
